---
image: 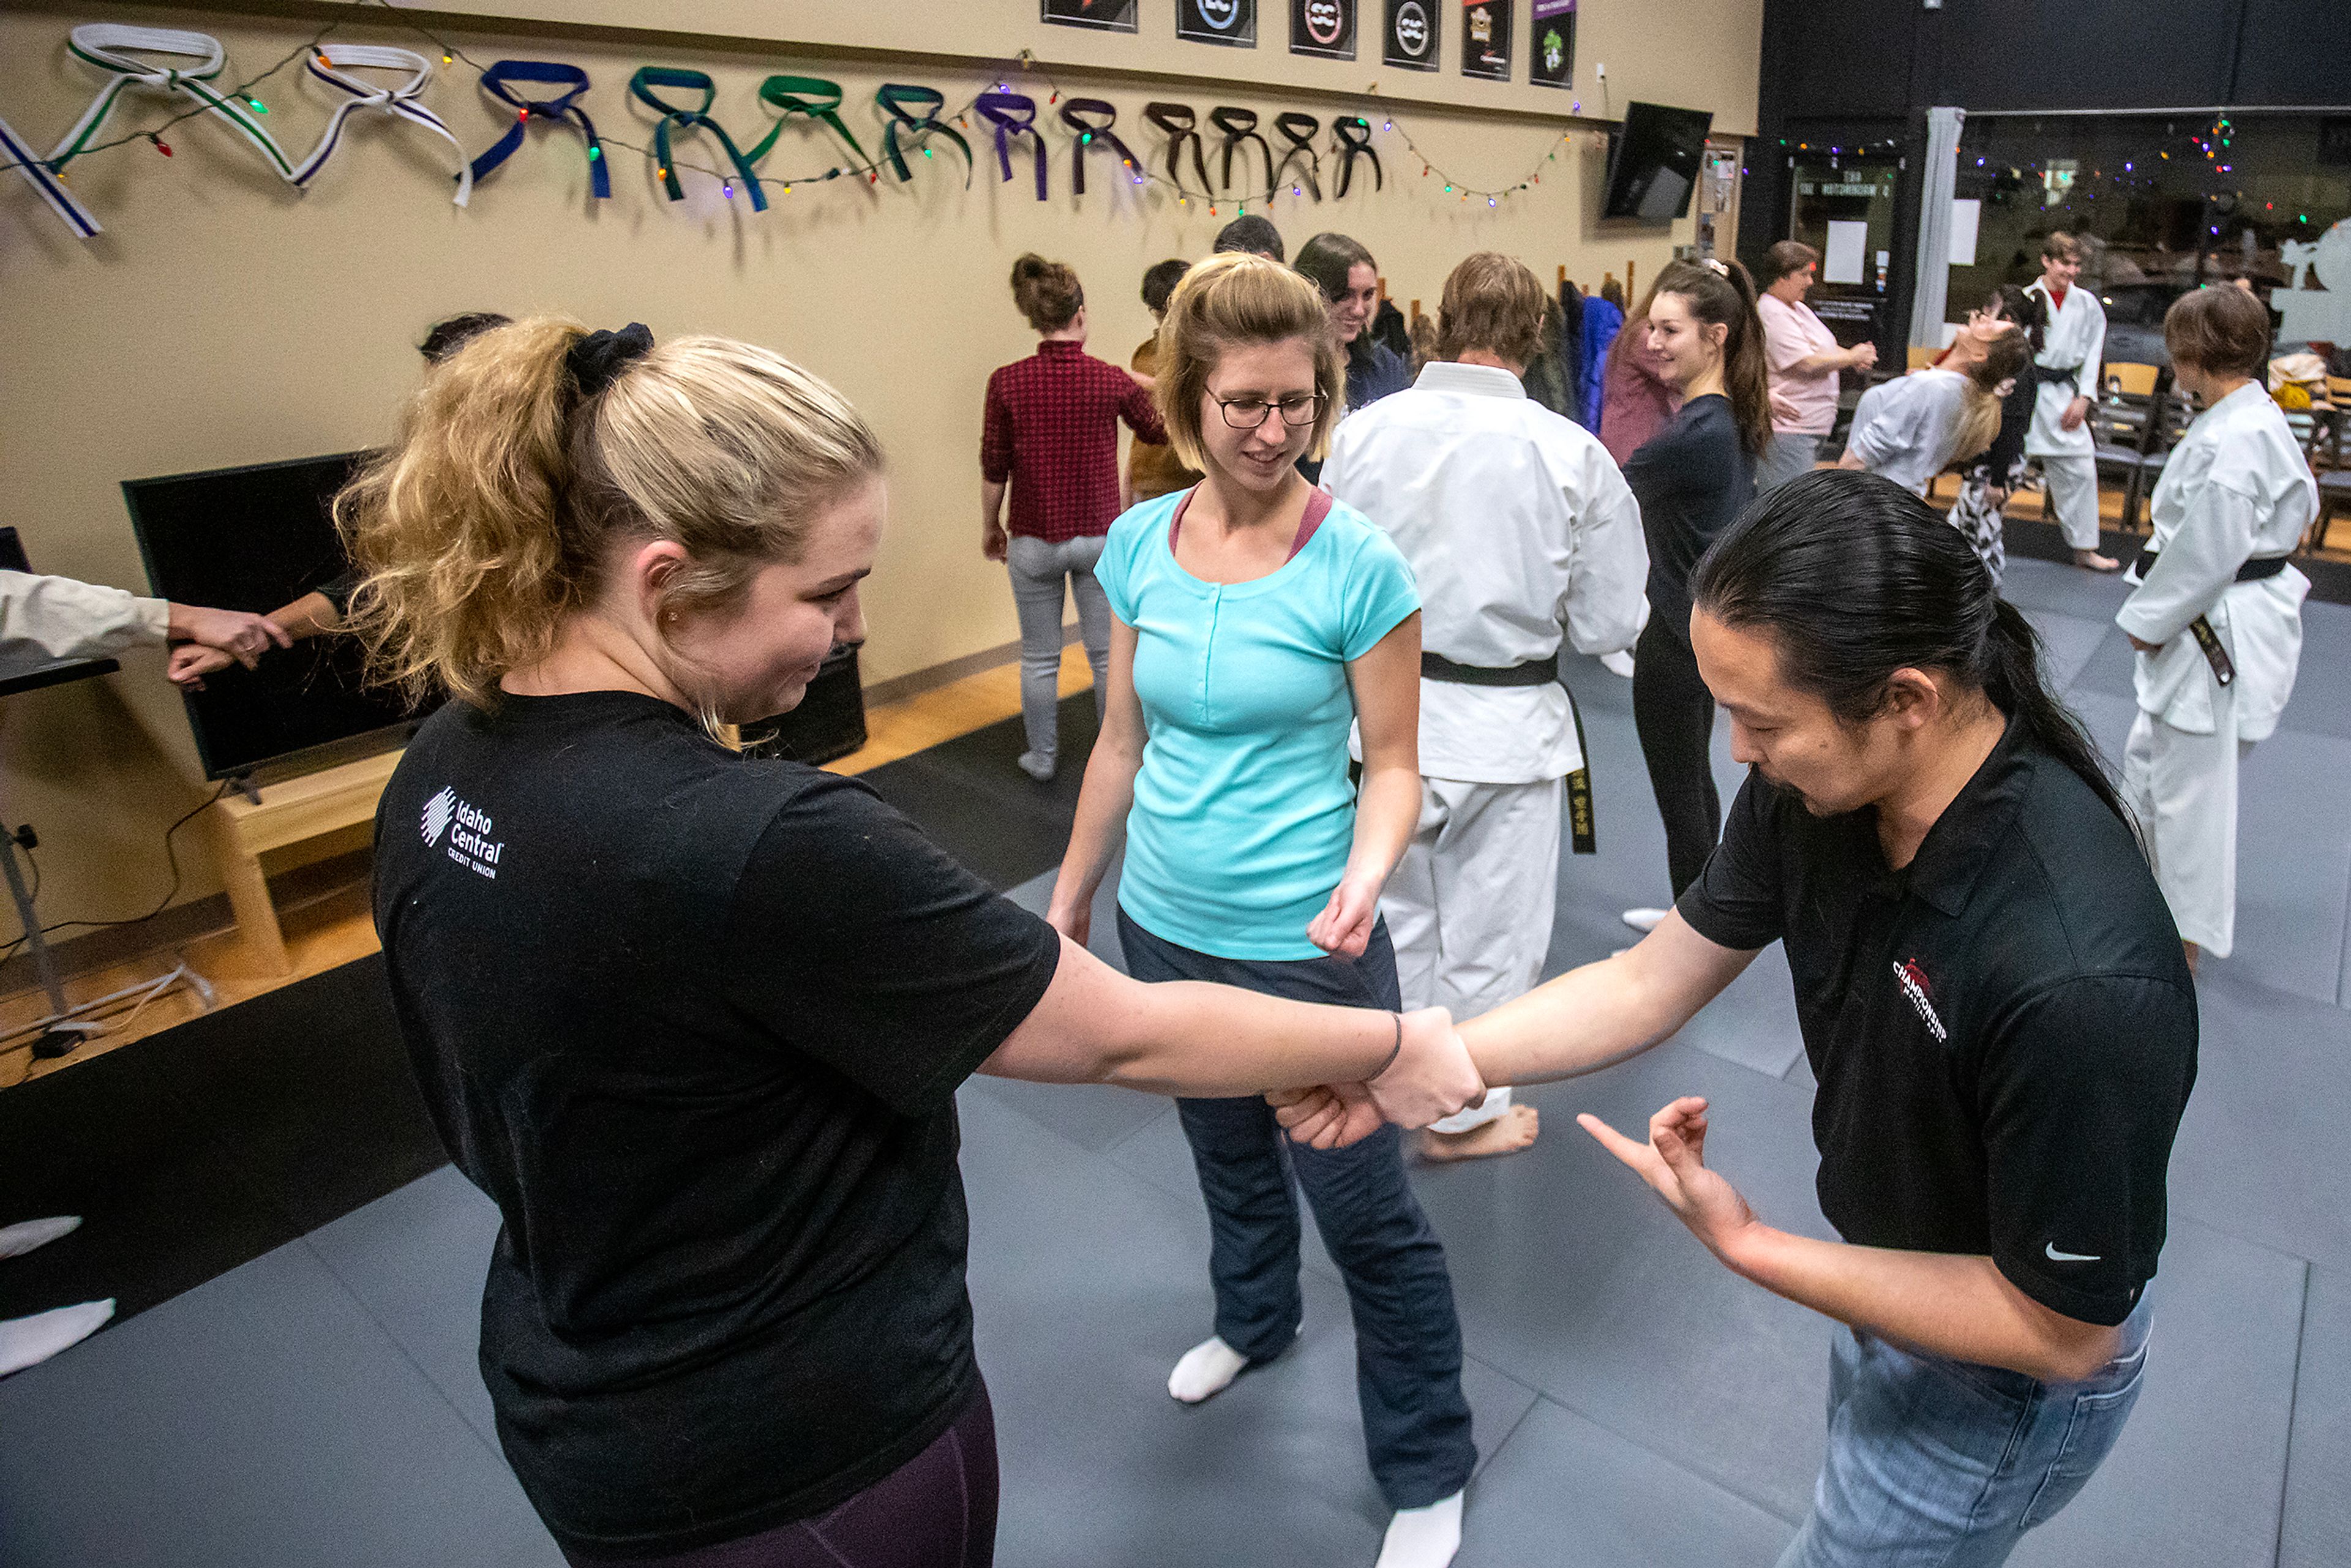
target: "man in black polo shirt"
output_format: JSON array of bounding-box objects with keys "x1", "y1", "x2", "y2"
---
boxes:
[{"x1": 1284, "y1": 472, "x2": 2197, "y2": 1564}]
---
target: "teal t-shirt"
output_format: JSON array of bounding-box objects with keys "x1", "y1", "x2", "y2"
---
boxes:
[{"x1": 1097, "y1": 487, "x2": 1420, "y2": 960}]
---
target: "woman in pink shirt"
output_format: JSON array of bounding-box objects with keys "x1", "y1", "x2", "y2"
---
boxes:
[{"x1": 1754, "y1": 241, "x2": 1877, "y2": 493}]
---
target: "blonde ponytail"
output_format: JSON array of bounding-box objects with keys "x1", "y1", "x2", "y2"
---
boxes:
[{"x1": 336, "y1": 317, "x2": 883, "y2": 710}]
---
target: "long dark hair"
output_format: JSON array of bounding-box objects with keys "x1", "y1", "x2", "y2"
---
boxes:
[
  {"x1": 1652, "y1": 258, "x2": 1773, "y2": 457},
  {"x1": 1690, "y1": 470, "x2": 2129, "y2": 825},
  {"x1": 1990, "y1": 283, "x2": 2045, "y2": 355}
]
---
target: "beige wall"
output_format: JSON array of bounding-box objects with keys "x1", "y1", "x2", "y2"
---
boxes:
[{"x1": 0, "y1": 0, "x2": 1760, "y2": 943}]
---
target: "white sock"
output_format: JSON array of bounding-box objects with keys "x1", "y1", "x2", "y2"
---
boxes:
[
  {"x1": 1621, "y1": 906, "x2": 1670, "y2": 934},
  {"x1": 0, "y1": 1299, "x2": 114, "y2": 1378},
  {"x1": 0, "y1": 1216, "x2": 81, "y2": 1260},
  {"x1": 1168, "y1": 1334, "x2": 1251, "y2": 1404},
  {"x1": 1377, "y1": 1490, "x2": 1464, "y2": 1568}
]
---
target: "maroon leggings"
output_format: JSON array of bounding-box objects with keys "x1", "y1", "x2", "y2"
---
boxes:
[{"x1": 567, "y1": 1383, "x2": 998, "y2": 1568}]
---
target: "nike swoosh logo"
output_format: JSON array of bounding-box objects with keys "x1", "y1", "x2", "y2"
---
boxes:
[{"x1": 2045, "y1": 1243, "x2": 2101, "y2": 1262}]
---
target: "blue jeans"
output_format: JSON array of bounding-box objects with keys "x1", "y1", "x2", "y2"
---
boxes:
[
  {"x1": 1779, "y1": 1296, "x2": 2153, "y2": 1567},
  {"x1": 1116, "y1": 909, "x2": 1477, "y2": 1510}
]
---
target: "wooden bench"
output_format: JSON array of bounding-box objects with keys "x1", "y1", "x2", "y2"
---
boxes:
[{"x1": 210, "y1": 749, "x2": 400, "y2": 975}]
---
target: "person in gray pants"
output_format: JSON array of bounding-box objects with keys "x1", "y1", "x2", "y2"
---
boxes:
[{"x1": 980, "y1": 255, "x2": 1164, "y2": 779}]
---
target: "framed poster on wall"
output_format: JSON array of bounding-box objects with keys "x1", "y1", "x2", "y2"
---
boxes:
[
  {"x1": 1043, "y1": 0, "x2": 1139, "y2": 31},
  {"x1": 1292, "y1": 0, "x2": 1358, "y2": 59},
  {"x1": 1462, "y1": 1, "x2": 1512, "y2": 81},
  {"x1": 1530, "y1": 0, "x2": 1575, "y2": 88},
  {"x1": 1384, "y1": 0, "x2": 1441, "y2": 70},
  {"x1": 1180, "y1": 0, "x2": 1259, "y2": 45}
]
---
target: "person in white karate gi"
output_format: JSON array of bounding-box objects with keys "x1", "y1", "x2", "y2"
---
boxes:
[
  {"x1": 2023, "y1": 231, "x2": 2122, "y2": 572},
  {"x1": 1322, "y1": 252, "x2": 1648, "y2": 1160},
  {"x1": 2117, "y1": 285, "x2": 2315, "y2": 969},
  {"x1": 0, "y1": 571, "x2": 285, "y2": 1377}
]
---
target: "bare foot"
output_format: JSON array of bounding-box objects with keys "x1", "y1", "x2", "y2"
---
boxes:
[
  {"x1": 2074, "y1": 549, "x2": 2123, "y2": 572},
  {"x1": 1417, "y1": 1104, "x2": 1540, "y2": 1163}
]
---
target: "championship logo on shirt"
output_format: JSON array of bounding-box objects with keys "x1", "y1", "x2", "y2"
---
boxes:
[
  {"x1": 1292, "y1": 0, "x2": 1357, "y2": 59},
  {"x1": 1383, "y1": 0, "x2": 1439, "y2": 70},
  {"x1": 1893, "y1": 958, "x2": 1948, "y2": 1042},
  {"x1": 423, "y1": 785, "x2": 506, "y2": 880},
  {"x1": 1180, "y1": 0, "x2": 1258, "y2": 46}
]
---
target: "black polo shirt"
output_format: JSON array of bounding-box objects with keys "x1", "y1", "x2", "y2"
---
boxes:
[{"x1": 1677, "y1": 718, "x2": 2197, "y2": 1327}]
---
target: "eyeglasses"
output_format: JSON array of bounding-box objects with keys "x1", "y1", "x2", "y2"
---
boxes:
[{"x1": 1212, "y1": 391, "x2": 1325, "y2": 430}]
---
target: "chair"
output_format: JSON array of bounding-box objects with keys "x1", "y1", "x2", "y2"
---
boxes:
[
  {"x1": 2302, "y1": 395, "x2": 2351, "y2": 555},
  {"x1": 2105, "y1": 362, "x2": 2162, "y2": 399},
  {"x1": 2093, "y1": 367, "x2": 2184, "y2": 533}
]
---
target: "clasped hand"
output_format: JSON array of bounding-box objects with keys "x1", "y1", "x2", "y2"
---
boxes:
[{"x1": 1268, "y1": 1006, "x2": 1483, "y2": 1150}]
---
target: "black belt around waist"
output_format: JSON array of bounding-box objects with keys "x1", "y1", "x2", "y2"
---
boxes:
[
  {"x1": 2130, "y1": 552, "x2": 2292, "y2": 687},
  {"x1": 1420, "y1": 651, "x2": 1559, "y2": 686},
  {"x1": 2131, "y1": 549, "x2": 2291, "y2": 584},
  {"x1": 1417, "y1": 651, "x2": 1597, "y2": 854}
]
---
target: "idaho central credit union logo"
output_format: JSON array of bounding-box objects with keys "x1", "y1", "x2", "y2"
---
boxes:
[
  {"x1": 422, "y1": 785, "x2": 505, "y2": 879},
  {"x1": 1304, "y1": 0, "x2": 1347, "y2": 43},
  {"x1": 1394, "y1": 0, "x2": 1430, "y2": 54},
  {"x1": 1893, "y1": 958, "x2": 1948, "y2": 1042}
]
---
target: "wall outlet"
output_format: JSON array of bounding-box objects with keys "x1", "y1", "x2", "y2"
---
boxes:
[{"x1": 1595, "y1": 62, "x2": 1607, "y2": 81}]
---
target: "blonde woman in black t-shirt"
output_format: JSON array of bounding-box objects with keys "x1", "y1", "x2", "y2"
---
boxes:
[{"x1": 338, "y1": 318, "x2": 1482, "y2": 1568}]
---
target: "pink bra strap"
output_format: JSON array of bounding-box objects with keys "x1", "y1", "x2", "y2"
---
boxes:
[{"x1": 1168, "y1": 484, "x2": 1333, "y2": 563}]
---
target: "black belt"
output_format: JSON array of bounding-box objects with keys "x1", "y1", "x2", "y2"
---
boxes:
[
  {"x1": 2031, "y1": 362, "x2": 2084, "y2": 388},
  {"x1": 2130, "y1": 552, "x2": 2292, "y2": 688},
  {"x1": 2131, "y1": 549, "x2": 2290, "y2": 585},
  {"x1": 1419, "y1": 652, "x2": 1597, "y2": 855}
]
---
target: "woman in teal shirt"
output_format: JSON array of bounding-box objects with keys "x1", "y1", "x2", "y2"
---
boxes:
[{"x1": 1048, "y1": 253, "x2": 1477, "y2": 1568}]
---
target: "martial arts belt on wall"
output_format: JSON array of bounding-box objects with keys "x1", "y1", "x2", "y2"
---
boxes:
[
  {"x1": 2, "y1": 111, "x2": 101, "y2": 238},
  {"x1": 290, "y1": 47, "x2": 471, "y2": 206},
  {"x1": 2128, "y1": 550, "x2": 2293, "y2": 688},
  {"x1": 747, "y1": 77, "x2": 871, "y2": 177},
  {"x1": 1421, "y1": 652, "x2": 1598, "y2": 853},
  {"x1": 1144, "y1": 102, "x2": 1213, "y2": 194},
  {"x1": 1058, "y1": 99, "x2": 1142, "y2": 195},
  {"x1": 1332, "y1": 116, "x2": 1382, "y2": 198},
  {"x1": 468, "y1": 61, "x2": 610, "y2": 199},
  {"x1": 1272, "y1": 112, "x2": 1323, "y2": 200},
  {"x1": 629, "y1": 67, "x2": 768, "y2": 211},
  {"x1": 49, "y1": 25, "x2": 294, "y2": 182},
  {"x1": 975, "y1": 90, "x2": 1047, "y2": 200},
  {"x1": 876, "y1": 84, "x2": 970, "y2": 186},
  {"x1": 1210, "y1": 107, "x2": 1274, "y2": 196}
]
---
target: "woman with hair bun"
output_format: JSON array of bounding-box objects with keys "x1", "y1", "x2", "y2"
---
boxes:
[
  {"x1": 347, "y1": 317, "x2": 1480, "y2": 1567},
  {"x1": 1619, "y1": 257, "x2": 1772, "y2": 931},
  {"x1": 981, "y1": 253, "x2": 1165, "y2": 781}
]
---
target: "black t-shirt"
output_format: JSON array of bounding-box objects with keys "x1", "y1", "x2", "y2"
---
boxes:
[
  {"x1": 1676, "y1": 719, "x2": 2197, "y2": 1327},
  {"x1": 373, "y1": 690, "x2": 1062, "y2": 1558},
  {"x1": 1622, "y1": 393, "x2": 1755, "y2": 640}
]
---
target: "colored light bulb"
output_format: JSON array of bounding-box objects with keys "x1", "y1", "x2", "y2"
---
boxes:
[
  {"x1": 247, "y1": 97, "x2": 268, "y2": 114},
  {"x1": 150, "y1": 133, "x2": 172, "y2": 156}
]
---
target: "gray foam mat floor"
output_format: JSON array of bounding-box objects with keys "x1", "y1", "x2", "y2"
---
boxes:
[{"x1": 2, "y1": 558, "x2": 2345, "y2": 1566}]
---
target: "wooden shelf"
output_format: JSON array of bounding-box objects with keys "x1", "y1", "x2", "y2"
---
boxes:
[{"x1": 211, "y1": 749, "x2": 402, "y2": 974}]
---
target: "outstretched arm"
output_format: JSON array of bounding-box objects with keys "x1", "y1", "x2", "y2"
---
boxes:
[{"x1": 1580, "y1": 1097, "x2": 2123, "y2": 1383}]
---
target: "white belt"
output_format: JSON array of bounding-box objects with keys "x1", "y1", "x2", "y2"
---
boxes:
[
  {"x1": 290, "y1": 45, "x2": 471, "y2": 206},
  {"x1": 1, "y1": 111, "x2": 100, "y2": 238},
  {"x1": 50, "y1": 25, "x2": 294, "y2": 181}
]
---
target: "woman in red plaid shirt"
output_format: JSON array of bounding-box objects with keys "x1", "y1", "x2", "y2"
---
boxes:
[{"x1": 981, "y1": 255, "x2": 1166, "y2": 781}]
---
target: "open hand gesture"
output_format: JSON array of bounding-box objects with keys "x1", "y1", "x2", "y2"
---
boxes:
[{"x1": 1577, "y1": 1097, "x2": 1758, "y2": 1258}]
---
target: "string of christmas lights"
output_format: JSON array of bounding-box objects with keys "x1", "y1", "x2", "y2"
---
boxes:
[{"x1": 4, "y1": 0, "x2": 1602, "y2": 222}]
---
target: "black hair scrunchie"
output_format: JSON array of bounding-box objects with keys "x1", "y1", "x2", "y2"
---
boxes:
[{"x1": 567, "y1": 322, "x2": 654, "y2": 399}]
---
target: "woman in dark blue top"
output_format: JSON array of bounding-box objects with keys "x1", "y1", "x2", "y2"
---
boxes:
[{"x1": 1620, "y1": 258, "x2": 1774, "y2": 923}]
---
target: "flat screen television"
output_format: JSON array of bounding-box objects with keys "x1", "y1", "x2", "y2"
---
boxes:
[
  {"x1": 1601, "y1": 102, "x2": 1714, "y2": 223},
  {"x1": 122, "y1": 451, "x2": 437, "y2": 781}
]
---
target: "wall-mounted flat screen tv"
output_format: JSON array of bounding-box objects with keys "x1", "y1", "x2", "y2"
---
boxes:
[
  {"x1": 1602, "y1": 101, "x2": 1714, "y2": 222},
  {"x1": 122, "y1": 451, "x2": 436, "y2": 781}
]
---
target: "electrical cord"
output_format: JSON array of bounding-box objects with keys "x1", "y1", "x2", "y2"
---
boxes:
[{"x1": 0, "y1": 781, "x2": 230, "y2": 969}]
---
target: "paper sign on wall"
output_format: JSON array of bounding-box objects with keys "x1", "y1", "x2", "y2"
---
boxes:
[
  {"x1": 1823, "y1": 220, "x2": 1868, "y2": 285},
  {"x1": 1948, "y1": 198, "x2": 1981, "y2": 266},
  {"x1": 1531, "y1": 0, "x2": 1577, "y2": 89},
  {"x1": 1292, "y1": 0, "x2": 1357, "y2": 58}
]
